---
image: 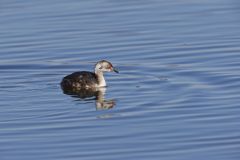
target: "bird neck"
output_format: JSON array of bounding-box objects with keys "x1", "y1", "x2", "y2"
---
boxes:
[{"x1": 95, "y1": 70, "x2": 106, "y2": 87}]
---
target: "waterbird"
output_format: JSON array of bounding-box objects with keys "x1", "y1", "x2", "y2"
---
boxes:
[{"x1": 61, "y1": 60, "x2": 119, "y2": 90}]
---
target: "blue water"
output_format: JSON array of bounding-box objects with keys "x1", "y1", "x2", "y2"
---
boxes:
[{"x1": 1, "y1": 0, "x2": 240, "y2": 160}]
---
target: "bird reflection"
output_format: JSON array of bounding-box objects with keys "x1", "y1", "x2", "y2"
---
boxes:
[{"x1": 61, "y1": 86, "x2": 115, "y2": 110}]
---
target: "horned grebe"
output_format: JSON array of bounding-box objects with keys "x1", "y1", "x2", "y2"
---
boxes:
[{"x1": 61, "y1": 60, "x2": 118, "y2": 90}]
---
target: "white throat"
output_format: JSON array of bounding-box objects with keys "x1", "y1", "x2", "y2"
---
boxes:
[{"x1": 95, "y1": 70, "x2": 106, "y2": 87}]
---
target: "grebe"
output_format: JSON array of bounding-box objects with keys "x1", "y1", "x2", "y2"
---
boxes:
[{"x1": 61, "y1": 60, "x2": 118, "y2": 90}]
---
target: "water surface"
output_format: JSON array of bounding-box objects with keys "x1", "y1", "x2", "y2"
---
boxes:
[{"x1": 1, "y1": 0, "x2": 240, "y2": 160}]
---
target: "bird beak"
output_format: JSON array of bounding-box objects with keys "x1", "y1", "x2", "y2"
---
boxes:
[{"x1": 113, "y1": 67, "x2": 119, "y2": 73}]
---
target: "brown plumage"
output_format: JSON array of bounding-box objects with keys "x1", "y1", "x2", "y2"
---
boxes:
[{"x1": 60, "y1": 60, "x2": 118, "y2": 90}]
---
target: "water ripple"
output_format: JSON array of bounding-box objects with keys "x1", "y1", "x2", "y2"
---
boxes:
[{"x1": 1, "y1": 0, "x2": 240, "y2": 160}]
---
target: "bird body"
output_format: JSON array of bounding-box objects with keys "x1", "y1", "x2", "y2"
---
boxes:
[{"x1": 61, "y1": 60, "x2": 118, "y2": 90}]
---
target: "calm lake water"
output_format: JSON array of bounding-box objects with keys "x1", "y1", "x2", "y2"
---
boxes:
[{"x1": 1, "y1": 0, "x2": 240, "y2": 160}]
